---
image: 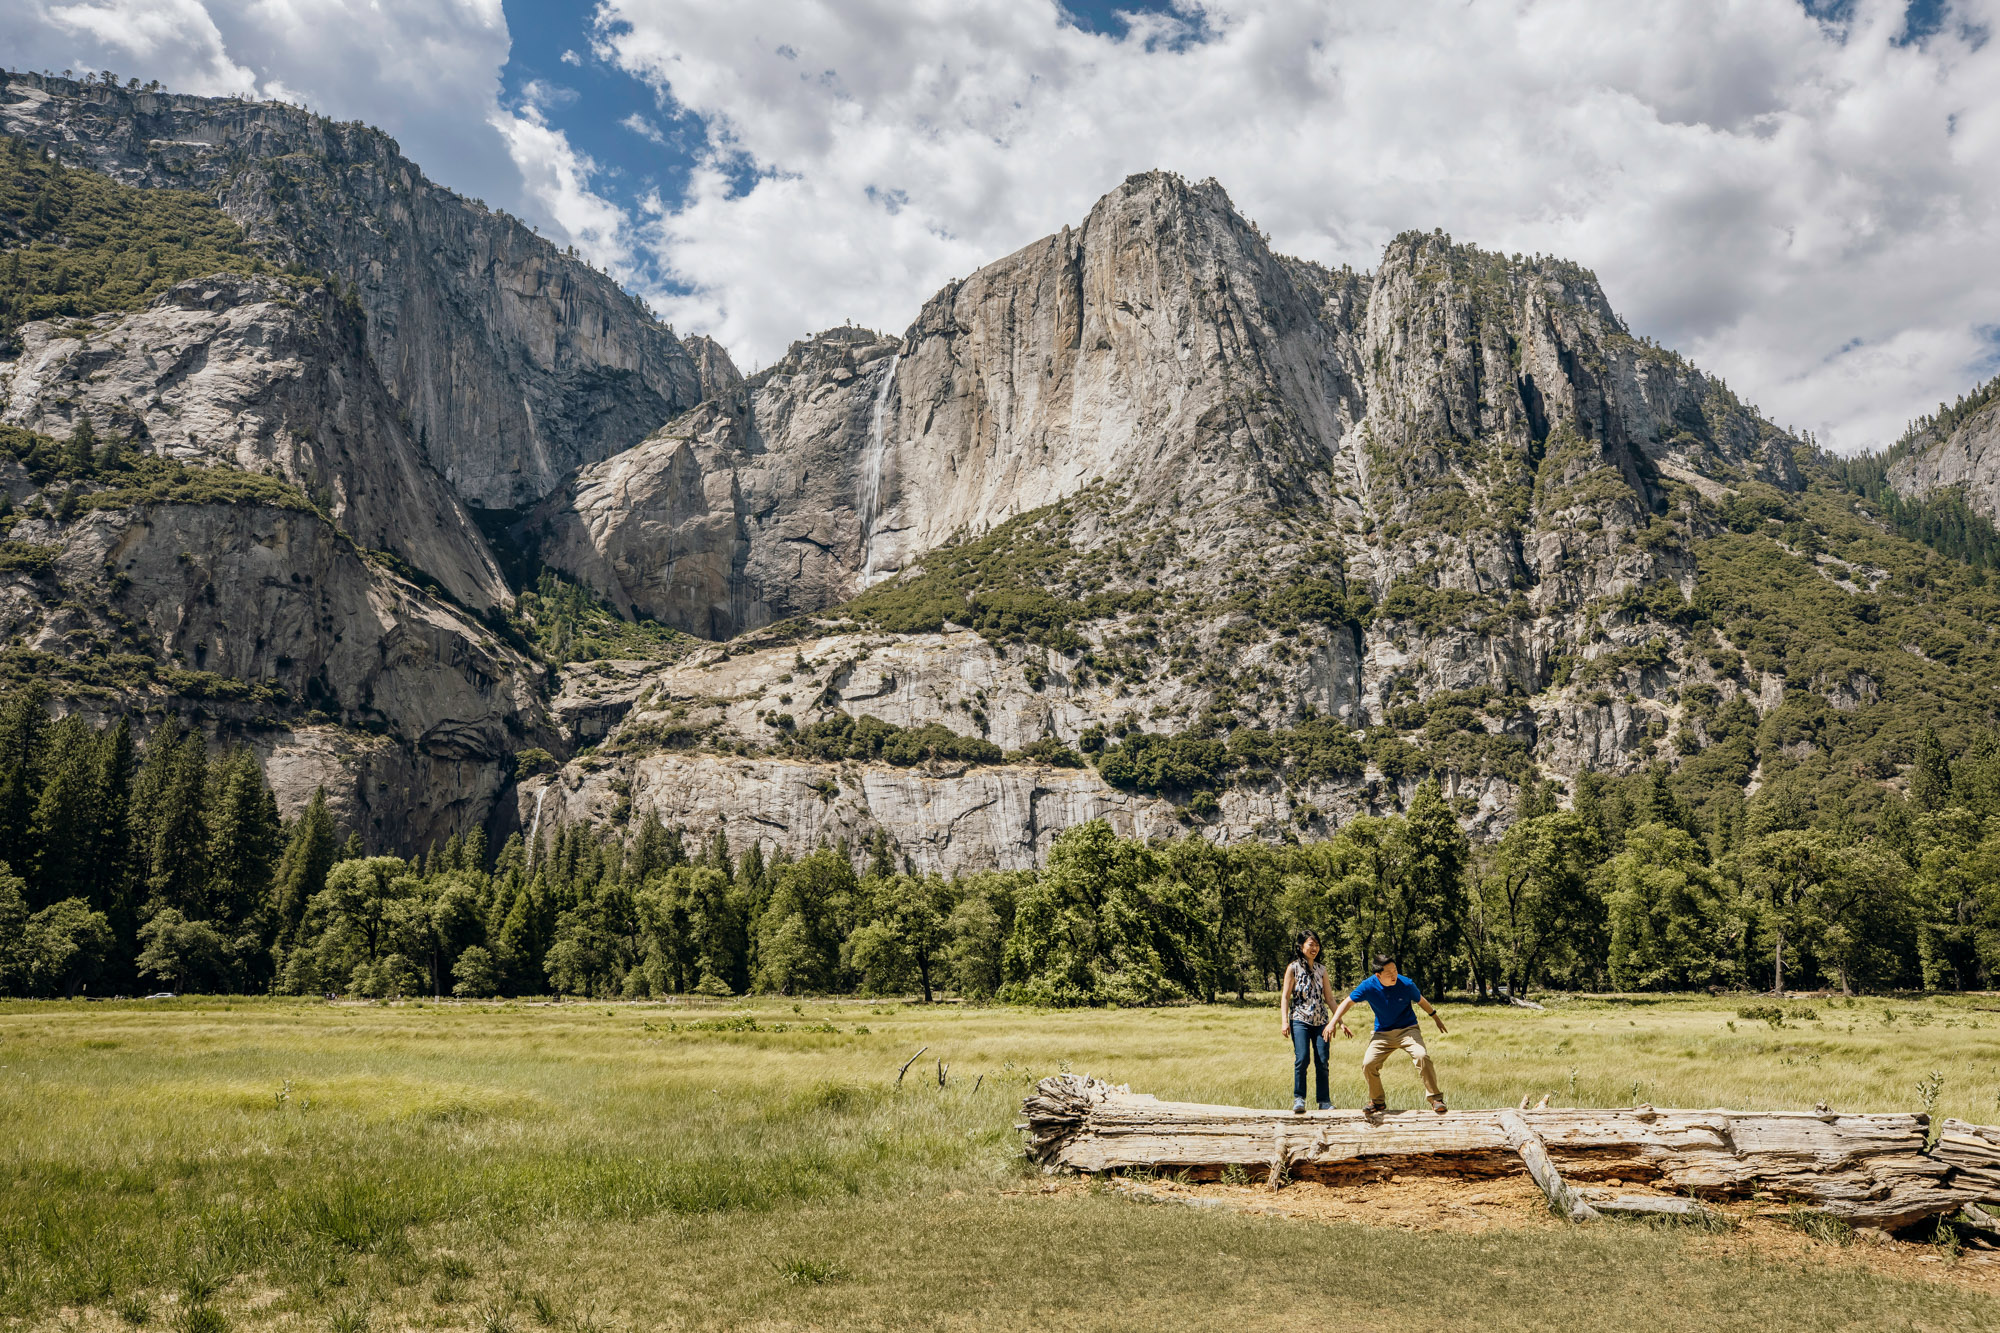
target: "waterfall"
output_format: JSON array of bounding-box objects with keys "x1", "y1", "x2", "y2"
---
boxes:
[
  {"x1": 526, "y1": 784, "x2": 549, "y2": 864},
  {"x1": 857, "y1": 351, "x2": 901, "y2": 588}
]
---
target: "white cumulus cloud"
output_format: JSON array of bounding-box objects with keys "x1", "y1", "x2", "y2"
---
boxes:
[
  {"x1": 619, "y1": 111, "x2": 667, "y2": 144},
  {"x1": 490, "y1": 99, "x2": 638, "y2": 273},
  {"x1": 573, "y1": 0, "x2": 2000, "y2": 450}
]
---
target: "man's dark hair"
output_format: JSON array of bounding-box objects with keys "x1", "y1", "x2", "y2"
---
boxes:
[{"x1": 1372, "y1": 954, "x2": 1398, "y2": 972}]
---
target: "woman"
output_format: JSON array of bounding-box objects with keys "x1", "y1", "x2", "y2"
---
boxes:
[{"x1": 1278, "y1": 930, "x2": 1347, "y2": 1113}]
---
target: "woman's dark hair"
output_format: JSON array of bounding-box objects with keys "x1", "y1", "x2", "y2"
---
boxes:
[
  {"x1": 1293, "y1": 930, "x2": 1322, "y2": 972},
  {"x1": 1372, "y1": 953, "x2": 1398, "y2": 972}
]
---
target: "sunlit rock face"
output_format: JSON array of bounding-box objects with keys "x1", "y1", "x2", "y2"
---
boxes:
[
  {"x1": 1889, "y1": 399, "x2": 2000, "y2": 524},
  {"x1": 3, "y1": 72, "x2": 734, "y2": 509}
]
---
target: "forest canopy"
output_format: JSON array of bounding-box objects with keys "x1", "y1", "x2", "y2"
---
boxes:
[{"x1": 5, "y1": 678, "x2": 2000, "y2": 1003}]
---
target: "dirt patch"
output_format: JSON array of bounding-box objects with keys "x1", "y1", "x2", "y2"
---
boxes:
[
  {"x1": 1068, "y1": 1173, "x2": 2000, "y2": 1292},
  {"x1": 1111, "y1": 1172, "x2": 1562, "y2": 1232}
]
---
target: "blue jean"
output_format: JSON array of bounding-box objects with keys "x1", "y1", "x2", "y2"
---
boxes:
[{"x1": 1291, "y1": 1020, "x2": 1330, "y2": 1105}]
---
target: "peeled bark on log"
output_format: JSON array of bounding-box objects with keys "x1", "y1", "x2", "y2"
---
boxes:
[
  {"x1": 1933, "y1": 1119, "x2": 2000, "y2": 1205},
  {"x1": 1578, "y1": 1191, "x2": 1721, "y2": 1220},
  {"x1": 1021, "y1": 1075, "x2": 1983, "y2": 1228}
]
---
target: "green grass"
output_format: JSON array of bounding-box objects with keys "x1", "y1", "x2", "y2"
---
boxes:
[{"x1": 2, "y1": 995, "x2": 1998, "y2": 1330}]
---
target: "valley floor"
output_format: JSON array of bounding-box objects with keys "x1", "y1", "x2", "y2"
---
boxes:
[{"x1": 4, "y1": 996, "x2": 2000, "y2": 1331}]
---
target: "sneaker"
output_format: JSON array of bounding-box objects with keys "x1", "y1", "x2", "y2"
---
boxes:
[
  {"x1": 1292, "y1": 1097, "x2": 1306, "y2": 1114},
  {"x1": 1429, "y1": 1096, "x2": 1449, "y2": 1114},
  {"x1": 1318, "y1": 1102, "x2": 1333, "y2": 1111},
  {"x1": 1363, "y1": 1101, "x2": 1387, "y2": 1114}
]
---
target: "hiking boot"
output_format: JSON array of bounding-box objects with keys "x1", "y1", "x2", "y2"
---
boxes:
[
  {"x1": 1292, "y1": 1097, "x2": 1306, "y2": 1114},
  {"x1": 1429, "y1": 1096, "x2": 1449, "y2": 1114}
]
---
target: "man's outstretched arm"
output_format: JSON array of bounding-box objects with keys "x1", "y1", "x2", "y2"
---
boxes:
[
  {"x1": 1418, "y1": 995, "x2": 1448, "y2": 1034},
  {"x1": 1325, "y1": 997, "x2": 1356, "y2": 1038}
]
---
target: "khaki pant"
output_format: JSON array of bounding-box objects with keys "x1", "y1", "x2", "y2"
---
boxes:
[{"x1": 1361, "y1": 1024, "x2": 1442, "y2": 1104}]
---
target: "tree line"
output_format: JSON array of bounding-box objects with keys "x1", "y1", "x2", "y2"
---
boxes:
[{"x1": 3, "y1": 685, "x2": 1998, "y2": 1002}]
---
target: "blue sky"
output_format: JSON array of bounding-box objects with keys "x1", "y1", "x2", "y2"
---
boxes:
[
  {"x1": 492, "y1": 1, "x2": 1186, "y2": 296},
  {"x1": 2, "y1": 0, "x2": 1997, "y2": 445}
]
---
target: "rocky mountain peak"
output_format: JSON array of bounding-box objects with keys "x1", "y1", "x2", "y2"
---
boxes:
[{"x1": 1, "y1": 70, "x2": 719, "y2": 509}]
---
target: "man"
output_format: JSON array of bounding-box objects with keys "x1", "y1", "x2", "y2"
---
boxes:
[{"x1": 1328, "y1": 954, "x2": 1449, "y2": 1114}]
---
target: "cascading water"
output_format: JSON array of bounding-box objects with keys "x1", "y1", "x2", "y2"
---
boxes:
[
  {"x1": 526, "y1": 784, "x2": 549, "y2": 865},
  {"x1": 857, "y1": 351, "x2": 901, "y2": 587}
]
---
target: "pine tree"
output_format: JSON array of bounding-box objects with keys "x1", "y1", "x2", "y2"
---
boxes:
[
  {"x1": 0, "y1": 681, "x2": 51, "y2": 880},
  {"x1": 204, "y1": 750, "x2": 280, "y2": 980},
  {"x1": 865, "y1": 828, "x2": 895, "y2": 880},
  {"x1": 143, "y1": 727, "x2": 209, "y2": 914},
  {"x1": 127, "y1": 713, "x2": 179, "y2": 883},
  {"x1": 273, "y1": 786, "x2": 337, "y2": 945},
  {"x1": 63, "y1": 411, "x2": 96, "y2": 473},
  {"x1": 1400, "y1": 778, "x2": 1472, "y2": 989},
  {"x1": 629, "y1": 809, "x2": 671, "y2": 883},
  {"x1": 494, "y1": 881, "x2": 540, "y2": 992},
  {"x1": 737, "y1": 841, "x2": 766, "y2": 894},
  {"x1": 31, "y1": 717, "x2": 104, "y2": 910},
  {"x1": 492, "y1": 831, "x2": 525, "y2": 884},
  {"x1": 462, "y1": 825, "x2": 489, "y2": 877},
  {"x1": 1640, "y1": 764, "x2": 1690, "y2": 836},
  {"x1": 95, "y1": 718, "x2": 134, "y2": 912},
  {"x1": 1912, "y1": 724, "x2": 1954, "y2": 813}
]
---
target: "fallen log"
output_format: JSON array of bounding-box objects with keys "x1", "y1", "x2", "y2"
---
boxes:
[
  {"x1": 1933, "y1": 1119, "x2": 2000, "y2": 1206},
  {"x1": 1021, "y1": 1075, "x2": 1983, "y2": 1228},
  {"x1": 1500, "y1": 1109, "x2": 1597, "y2": 1221}
]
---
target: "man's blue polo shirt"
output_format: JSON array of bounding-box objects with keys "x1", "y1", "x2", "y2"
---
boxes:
[{"x1": 1349, "y1": 974, "x2": 1422, "y2": 1030}]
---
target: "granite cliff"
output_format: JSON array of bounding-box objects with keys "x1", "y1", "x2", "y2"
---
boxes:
[
  {"x1": 0, "y1": 274, "x2": 508, "y2": 609},
  {"x1": 1885, "y1": 385, "x2": 2000, "y2": 524},
  {"x1": 1, "y1": 72, "x2": 737, "y2": 508},
  {"x1": 518, "y1": 173, "x2": 1825, "y2": 865},
  {"x1": 2, "y1": 78, "x2": 1988, "y2": 872}
]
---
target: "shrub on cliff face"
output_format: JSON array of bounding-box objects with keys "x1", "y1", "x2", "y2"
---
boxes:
[
  {"x1": 509, "y1": 747, "x2": 557, "y2": 777},
  {"x1": 1006, "y1": 737, "x2": 1086, "y2": 767},
  {"x1": 1096, "y1": 731, "x2": 1231, "y2": 792},
  {"x1": 0, "y1": 131, "x2": 276, "y2": 342},
  {"x1": 782, "y1": 713, "x2": 1001, "y2": 766}
]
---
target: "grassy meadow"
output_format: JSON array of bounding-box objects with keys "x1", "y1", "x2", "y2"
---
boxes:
[{"x1": 5, "y1": 992, "x2": 2000, "y2": 1331}]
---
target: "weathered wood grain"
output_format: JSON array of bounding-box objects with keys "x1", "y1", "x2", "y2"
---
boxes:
[
  {"x1": 1501, "y1": 1109, "x2": 1597, "y2": 1221},
  {"x1": 1934, "y1": 1119, "x2": 2000, "y2": 1204},
  {"x1": 1022, "y1": 1075, "x2": 1985, "y2": 1227}
]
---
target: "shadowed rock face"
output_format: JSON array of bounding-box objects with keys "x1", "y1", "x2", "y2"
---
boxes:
[
  {"x1": 0, "y1": 276, "x2": 509, "y2": 610},
  {"x1": 0, "y1": 497, "x2": 550, "y2": 849},
  {"x1": 1, "y1": 72, "x2": 738, "y2": 508}
]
